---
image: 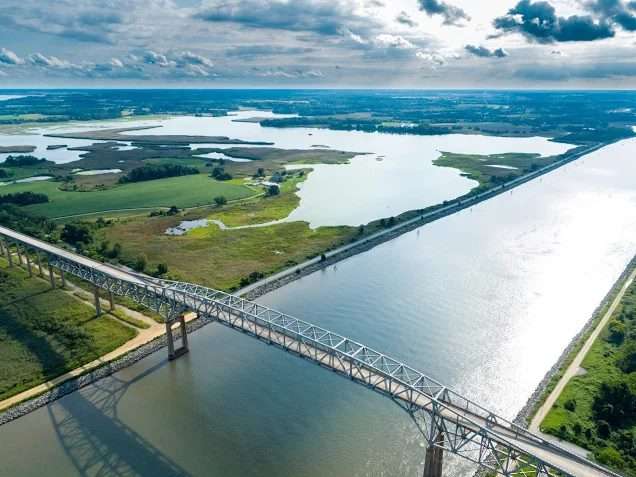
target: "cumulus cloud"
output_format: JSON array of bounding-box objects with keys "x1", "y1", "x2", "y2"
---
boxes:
[
  {"x1": 494, "y1": 0, "x2": 615, "y2": 42},
  {"x1": 195, "y1": 0, "x2": 375, "y2": 36},
  {"x1": 417, "y1": 0, "x2": 469, "y2": 25},
  {"x1": 28, "y1": 53, "x2": 73, "y2": 68},
  {"x1": 143, "y1": 50, "x2": 173, "y2": 67},
  {"x1": 374, "y1": 34, "x2": 416, "y2": 49},
  {"x1": 465, "y1": 44, "x2": 509, "y2": 58},
  {"x1": 0, "y1": 48, "x2": 24, "y2": 65},
  {"x1": 175, "y1": 51, "x2": 214, "y2": 68},
  {"x1": 110, "y1": 58, "x2": 124, "y2": 68},
  {"x1": 416, "y1": 51, "x2": 446, "y2": 66}
]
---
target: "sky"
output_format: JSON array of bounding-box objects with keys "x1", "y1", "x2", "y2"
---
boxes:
[{"x1": 1, "y1": 0, "x2": 636, "y2": 88}]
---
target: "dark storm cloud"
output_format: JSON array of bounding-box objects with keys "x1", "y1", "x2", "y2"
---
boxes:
[
  {"x1": 417, "y1": 0, "x2": 469, "y2": 25},
  {"x1": 195, "y1": 0, "x2": 375, "y2": 36},
  {"x1": 585, "y1": 0, "x2": 636, "y2": 31},
  {"x1": 494, "y1": 0, "x2": 617, "y2": 42},
  {"x1": 465, "y1": 45, "x2": 509, "y2": 58}
]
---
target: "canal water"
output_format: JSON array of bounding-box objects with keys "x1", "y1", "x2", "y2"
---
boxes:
[{"x1": 1, "y1": 139, "x2": 636, "y2": 477}]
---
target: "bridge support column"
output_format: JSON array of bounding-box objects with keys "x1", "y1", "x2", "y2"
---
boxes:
[
  {"x1": 5, "y1": 241, "x2": 12, "y2": 267},
  {"x1": 15, "y1": 243, "x2": 23, "y2": 268},
  {"x1": 423, "y1": 432, "x2": 444, "y2": 477},
  {"x1": 48, "y1": 263, "x2": 55, "y2": 288},
  {"x1": 60, "y1": 269, "x2": 66, "y2": 288},
  {"x1": 36, "y1": 252, "x2": 43, "y2": 278},
  {"x1": 25, "y1": 251, "x2": 32, "y2": 277},
  {"x1": 94, "y1": 286, "x2": 101, "y2": 316},
  {"x1": 166, "y1": 314, "x2": 189, "y2": 361},
  {"x1": 108, "y1": 291, "x2": 115, "y2": 311}
]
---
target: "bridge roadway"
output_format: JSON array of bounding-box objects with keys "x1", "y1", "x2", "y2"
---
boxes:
[{"x1": 0, "y1": 225, "x2": 620, "y2": 477}]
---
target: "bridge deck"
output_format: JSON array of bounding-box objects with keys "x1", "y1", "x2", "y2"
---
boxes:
[{"x1": 0, "y1": 224, "x2": 619, "y2": 477}]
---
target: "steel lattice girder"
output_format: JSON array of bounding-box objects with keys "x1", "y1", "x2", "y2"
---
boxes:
[{"x1": 0, "y1": 228, "x2": 619, "y2": 477}]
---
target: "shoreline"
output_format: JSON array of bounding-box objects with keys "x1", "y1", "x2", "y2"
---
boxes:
[{"x1": 0, "y1": 139, "x2": 614, "y2": 426}]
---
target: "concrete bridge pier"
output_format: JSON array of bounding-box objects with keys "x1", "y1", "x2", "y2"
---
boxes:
[
  {"x1": 3, "y1": 240, "x2": 12, "y2": 267},
  {"x1": 25, "y1": 250, "x2": 32, "y2": 277},
  {"x1": 423, "y1": 431, "x2": 444, "y2": 477},
  {"x1": 93, "y1": 286, "x2": 101, "y2": 316},
  {"x1": 166, "y1": 314, "x2": 189, "y2": 361},
  {"x1": 36, "y1": 252, "x2": 43, "y2": 277}
]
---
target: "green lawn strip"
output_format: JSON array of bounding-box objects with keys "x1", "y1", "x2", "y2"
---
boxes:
[
  {"x1": 108, "y1": 308, "x2": 151, "y2": 329},
  {"x1": 540, "y1": 276, "x2": 636, "y2": 476},
  {"x1": 0, "y1": 174, "x2": 253, "y2": 218},
  {"x1": 0, "y1": 258, "x2": 136, "y2": 401}
]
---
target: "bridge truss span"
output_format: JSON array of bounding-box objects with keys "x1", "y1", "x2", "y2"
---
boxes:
[{"x1": 0, "y1": 226, "x2": 621, "y2": 477}]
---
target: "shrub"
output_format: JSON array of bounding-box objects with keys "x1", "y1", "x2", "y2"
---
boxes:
[
  {"x1": 61, "y1": 223, "x2": 92, "y2": 246},
  {"x1": 0, "y1": 191, "x2": 48, "y2": 206},
  {"x1": 595, "y1": 447, "x2": 624, "y2": 468},
  {"x1": 214, "y1": 196, "x2": 227, "y2": 206},
  {"x1": 119, "y1": 164, "x2": 198, "y2": 183},
  {"x1": 564, "y1": 399, "x2": 577, "y2": 412},
  {"x1": 210, "y1": 167, "x2": 232, "y2": 181},
  {"x1": 608, "y1": 320, "x2": 626, "y2": 344}
]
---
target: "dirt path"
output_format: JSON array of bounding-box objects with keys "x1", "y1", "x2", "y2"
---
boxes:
[{"x1": 529, "y1": 266, "x2": 636, "y2": 434}]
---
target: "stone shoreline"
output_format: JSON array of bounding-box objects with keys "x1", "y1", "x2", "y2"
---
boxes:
[{"x1": 473, "y1": 254, "x2": 636, "y2": 477}]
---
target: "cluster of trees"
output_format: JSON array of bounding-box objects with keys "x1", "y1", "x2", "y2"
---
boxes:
[
  {"x1": 552, "y1": 284, "x2": 636, "y2": 474},
  {"x1": 0, "y1": 169, "x2": 9, "y2": 178},
  {"x1": 0, "y1": 191, "x2": 48, "y2": 206},
  {"x1": 119, "y1": 164, "x2": 199, "y2": 183},
  {"x1": 2, "y1": 155, "x2": 47, "y2": 167},
  {"x1": 210, "y1": 166, "x2": 232, "y2": 181},
  {"x1": 239, "y1": 271, "x2": 265, "y2": 288}
]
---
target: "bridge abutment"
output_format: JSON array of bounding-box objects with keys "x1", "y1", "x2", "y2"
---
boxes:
[
  {"x1": 166, "y1": 314, "x2": 189, "y2": 360},
  {"x1": 423, "y1": 431, "x2": 444, "y2": 477}
]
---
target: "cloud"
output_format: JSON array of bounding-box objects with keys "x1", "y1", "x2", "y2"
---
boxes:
[
  {"x1": 0, "y1": 1, "x2": 125, "y2": 43},
  {"x1": 195, "y1": 0, "x2": 375, "y2": 36},
  {"x1": 110, "y1": 58, "x2": 124, "y2": 68},
  {"x1": 416, "y1": 51, "x2": 446, "y2": 66},
  {"x1": 142, "y1": 50, "x2": 173, "y2": 67},
  {"x1": 585, "y1": 0, "x2": 636, "y2": 31},
  {"x1": 465, "y1": 44, "x2": 509, "y2": 58},
  {"x1": 494, "y1": 0, "x2": 615, "y2": 42},
  {"x1": 225, "y1": 45, "x2": 314, "y2": 58},
  {"x1": 0, "y1": 48, "x2": 24, "y2": 65},
  {"x1": 28, "y1": 53, "x2": 73, "y2": 68},
  {"x1": 255, "y1": 67, "x2": 324, "y2": 79},
  {"x1": 396, "y1": 11, "x2": 417, "y2": 27},
  {"x1": 176, "y1": 51, "x2": 214, "y2": 68},
  {"x1": 374, "y1": 34, "x2": 416, "y2": 49},
  {"x1": 417, "y1": 0, "x2": 469, "y2": 25}
]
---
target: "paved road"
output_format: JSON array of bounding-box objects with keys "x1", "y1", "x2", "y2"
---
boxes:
[{"x1": 530, "y1": 266, "x2": 636, "y2": 435}]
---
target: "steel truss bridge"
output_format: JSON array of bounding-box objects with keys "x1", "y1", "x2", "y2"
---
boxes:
[{"x1": 0, "y1": 225, "x2": 620, "y2": 477}]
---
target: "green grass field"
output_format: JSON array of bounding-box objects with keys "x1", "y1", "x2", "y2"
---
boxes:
[
  {"x1": 433, "y1": 151, "x2": 552, "y2": 187},
  {"x1": 540, "y1": 278, "x2": 636, "y2": 475},
  {"x1": 0, "y1": 259, "x2": 136, "y2": 401},
  {"x1": 0, "y1": 174, "x2": 254, "y2": 218}
]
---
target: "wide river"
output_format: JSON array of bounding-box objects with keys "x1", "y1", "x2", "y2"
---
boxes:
[
  {"x1": 1, "y1": 111, "x2": 572, "y2": 226},
  {"x1": 1, "y1": 132, "x2": 636, "y2": 476}
]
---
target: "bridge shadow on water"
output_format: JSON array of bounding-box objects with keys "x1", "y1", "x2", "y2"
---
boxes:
[
  {"x1": 47, "y1": 360, "x2": 194, "y2": 477},
  {"x1": 0, "y1": 282, "x2": 192, "y2": 477}
]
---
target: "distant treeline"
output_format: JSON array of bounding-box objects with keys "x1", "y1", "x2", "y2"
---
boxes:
[
  {"x1": 2, "y1": 155, "x2": 48, "y2": 167},
  {"x1": 0, "y1": 191, "x2": 49, "y2": 206},
  {"x1": 260, "y1": 117, "x2": 452, "y2": 136},
  {"x1": 118, "y1": 164, "x2": 199, "y2": 183}
]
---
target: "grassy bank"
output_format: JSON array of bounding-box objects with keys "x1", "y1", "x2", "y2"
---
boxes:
[
  {"x1": 433, "y1": 151, "x2": 557, "y2": 188},
  {"x1": 0, "y1": 258, "x2": 136, "y2": 401},
  {"x1": 539, "y1": 273, "x2": 636, "y2": 476}
]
